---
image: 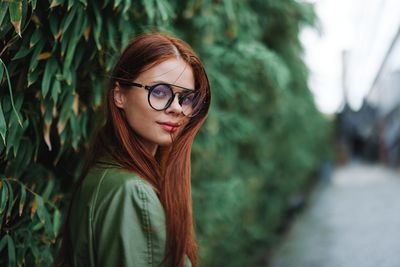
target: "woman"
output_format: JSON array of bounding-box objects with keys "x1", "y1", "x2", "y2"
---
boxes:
[{"x1": 56, "y1": 32, "x2": 211, "y2": 267}]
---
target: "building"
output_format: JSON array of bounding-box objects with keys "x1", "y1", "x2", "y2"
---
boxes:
[{"x1": 338, "y1": 0, "x2": 400, "y2": 166}]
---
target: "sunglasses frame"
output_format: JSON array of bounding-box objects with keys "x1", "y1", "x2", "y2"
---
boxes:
[{"x1": 117, "y1": 80, "x2": 201, "y2": 117}]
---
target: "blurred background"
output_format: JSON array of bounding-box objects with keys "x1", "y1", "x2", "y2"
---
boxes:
[
  {"x1": 271, "y1": 0, "x2": 400, "y2": 266},
  {"x1": 0, "y1": 0, "x2": 399, "y2": 267},
  {"x1": 303, "y1": 0, "x2": 400, "y2": 166}
]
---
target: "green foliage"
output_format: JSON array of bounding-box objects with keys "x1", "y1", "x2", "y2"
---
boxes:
[
  {"x1": 185, "y1": 2, "x2": 331, "y2": 266},
  {"x1": 0, "y1": 0, "x2": 331, "y2": 266}
]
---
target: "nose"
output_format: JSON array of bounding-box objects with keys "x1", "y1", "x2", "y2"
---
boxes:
[{"x1": 165, "y1": 94, "x2": 183, "y2": 116}]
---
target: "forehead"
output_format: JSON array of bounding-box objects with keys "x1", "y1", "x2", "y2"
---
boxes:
[{"x1": 138, "y1": 58, "x2": 195, "y2": 89}]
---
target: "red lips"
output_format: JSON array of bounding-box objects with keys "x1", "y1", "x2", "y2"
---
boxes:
[{"x1": 157, "y1": 121, "x2": 180, "y2": 133}]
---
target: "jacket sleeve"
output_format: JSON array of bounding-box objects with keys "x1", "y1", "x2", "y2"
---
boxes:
[{"x1": 92, "y1": 178, "x2": 166, "y2": 267}]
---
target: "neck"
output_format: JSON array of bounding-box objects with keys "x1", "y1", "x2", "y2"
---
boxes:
[{"x1": 141, "y1": 139, "x2": 158, "y2": 156}]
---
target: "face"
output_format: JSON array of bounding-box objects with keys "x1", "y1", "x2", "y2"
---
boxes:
[{"x1": 113, "y1": 57, "x2": 195, "y2": 155}]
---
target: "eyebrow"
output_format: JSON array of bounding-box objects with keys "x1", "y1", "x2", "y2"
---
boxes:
[{"x1": 150, "y1": 80, "x2": 195, "y2": 91}]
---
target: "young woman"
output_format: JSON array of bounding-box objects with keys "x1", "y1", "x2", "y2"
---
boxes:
[{"x1": 55, "y1": 32, "x2": 211, "y2": 267}]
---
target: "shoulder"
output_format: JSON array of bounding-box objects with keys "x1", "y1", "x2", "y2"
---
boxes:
[
  {"x1": 83, "y1": 167, "x2": 156, "y2": 201},
  {"x1": 85, "y1": 166, "x2": 166, "y2": 233},
  {"x1": 82, "y1": 169, "x2": 167, "y2": 267},
  {"x1": 68, "y1": 165, "x2": 166, "y2": 266},
  {"x1": 105, "y1": 167, "x2": 159, "y2": 205},
  {"x1": 86, "y1": 166, "x2": 147, "y2": 188},
  {"x1": 74, "y1": 165, "x2": 163, "y2": 224}
]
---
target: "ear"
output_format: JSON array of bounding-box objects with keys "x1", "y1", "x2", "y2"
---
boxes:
[{"x1": 113, "y1": 84, "x2": 125, "y2": 109}]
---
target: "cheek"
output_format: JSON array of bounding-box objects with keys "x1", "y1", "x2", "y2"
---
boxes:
[
  {"x1": 127, "y1": 107, "x2": 152, "y2": 126},
  {"x1": 123, "y1": 93, "x2": 153, "y2": 128}
]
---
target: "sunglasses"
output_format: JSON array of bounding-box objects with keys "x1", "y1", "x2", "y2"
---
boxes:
[{"x1": 117, "y1": 80, "x2": 202, "y2": 117}]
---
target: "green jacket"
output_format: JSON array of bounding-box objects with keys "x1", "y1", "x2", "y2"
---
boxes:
[{"x1": 68, "y1": 163, "x2": 192, "y2": 267}]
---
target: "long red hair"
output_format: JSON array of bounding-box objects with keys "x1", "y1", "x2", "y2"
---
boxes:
[{"x1": 55, "y1": 32, "x2": 211, "y2": 267}]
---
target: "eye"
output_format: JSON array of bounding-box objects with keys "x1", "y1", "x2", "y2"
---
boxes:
[
  {"x1": 150, "y1": 84, "x2": 171, "y2": 98},
  {"x1": 180, "y1": 91, "x2": 196, "y2": 105}
]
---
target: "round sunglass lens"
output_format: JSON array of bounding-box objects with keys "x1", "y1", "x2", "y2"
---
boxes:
[
  {"x1": 149, "y1": 84, "x2": 172, "y2": 110},
  {"x1": 181, "y1": 92, "x2": 201, "y2": 117}
]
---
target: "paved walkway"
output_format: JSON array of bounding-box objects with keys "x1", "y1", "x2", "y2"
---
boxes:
[{"x1": 269, "y1": 163, "x2": 400, "y2": 267}]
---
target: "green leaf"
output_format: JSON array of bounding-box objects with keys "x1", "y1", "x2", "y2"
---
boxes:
[
  {"x1": 51, "y1": 79, "x2": 61, "y2": 104},
  {"x1": 35, "y1": 195, "x2": 53, "y2": 237},
  {"x1": 18, "y1": 182, "x2": 26, "y2": 216},
  {"x1": 43, "y1": 102, "x2": 53, "y2": 151},
  {"x1": 106, "y1": 18, "x2": 117, "y2": 51},
  {"x1": 5, "y1": 118, "x2": 18, "y2": 156},
  {"x1": 7, "y1": 234, "x2": 16, "y2": 267},
  {"x1": 27, "y1": 69, "x2": 38, "y2": 86},
  {"x1": 105, "y1": 53, "x2": 117, "y2": 72},
  {"x1": 58, "y1": 90, "x2": 74, "y2": 130},
  {"x1": 62, "y1": 65, "x2": 72, "y2": 85},
  {"x1": 29, "y1": 240, "x2": 39, "y2": 257},
  {"x1": 143, "y1": 0, "x2": 155, "y2": 22},
  {"x1": 93, "y1": 19, "x2": 102, "y2": 51},
  {"x1": 32, "y1": 220, "x2": 44, "y2": 231},
  {"x1": 0, "y1": 61, "x2": 3, "y2": 82},
  {"x1": 42, "y1": 179, "x2": 54, "y2": 200},
  {"x1": 0, "y1": 59, "x2": 22, "y2": 127},
  {"x1": 29, "y1": 29, "x2": 41, "y2": 48},
  {"x1": 63, "y1": 37, "x2": 78, "y2": 71},
  {"x1": 70, "y1": 113, "x2": 80, "y2": 150},
  {"x1": 0, "y1": 100, "x2": 7, "y2": 145},
  {"x1": 61, "y1": 4, "x2": 77, "y2": 35},
  {"x1": 42, "y1": 57, "x2": 58, "y2": 97},
  {"x1": 92, "y1": 2, "x2": 102, "y2": 50},
  {"x1": 222, "y1": 0, "x2": 236, "y2": 21},
  {"x1": 11, "y1": 46, "x2": 31, "y2": 60},
  {"x1": 50, "y1": 0, "x2": 65, "y2": 8},
  {"x1": 72, "y1": 7, "x2": 85, "y2": 38},
  {"x1": 155, "y1": 0, "x2": 173, "y2": 21},
  {"x1": 30, "y1": 112, "x2": 40, "y2": 161},
  {"x1": 6, "y1": 116, "x2": 28, "y2": 158},
  {"x1": 31, "y1": 0, "x2": 37, "y2": 10},
  {"x1": 34, "y1": 195, "x2": 45, "y2": 224},
  {"x1": 67, "y1": 0, "x2": 75, "y2": 10},
  {"x1": 0, "y1": 234, "x2": 7, "y2": 252},
  {"x1": 122, "y1": 0, "x2": 131, "y2": 15},
  {"x1": 79, "y1": 111, "x2": 88, "y2": 139},
  {"x1": 58, "y1": 126, "x2": 67, "y2": 148},
  {"x1": 119, "y1": 19, "x2": 131, "y2": 49},
  {"x1": 4, "y1": 179, "x2": 14, "y2": 224},
  {"x1": 0, "y1": 179, "x2": 8, "y2": 216},
  {"x1": 53, "y1": 209, "x2": 61, "y2": 237},
  {"x1": 0, "y1": 2, "x2": 8, "y2": 27},
  {"x1": 8, "y1": 0, "x2": 22, "y2": 36},
  {"x1": 114, "y1": 0, "x2": 123, "y2": 8},
  {"x1": 72, "y1": 42, "x2": 85, "y2": 69},
  {"x1": 29, "y1": 38, "x2": 45, "y2": 72},
  {"x1": 49, "y1": 13, "x2": 60, "y2": 39},
  {"x1": 60, "y1": 20, "x2": 72, "y2": 57}
]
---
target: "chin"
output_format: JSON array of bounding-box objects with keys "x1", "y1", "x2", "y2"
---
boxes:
[
  {"x1": 154, "y1": 131, "x2": 182, "y2": 146},
  {"x1": 156, "y1": 137, "x2": 175, "y2": 146}
]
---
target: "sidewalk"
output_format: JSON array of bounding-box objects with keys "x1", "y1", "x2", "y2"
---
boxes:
[{"x1": 269, "y1": 163, "x2": 400, "y2": 267}]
